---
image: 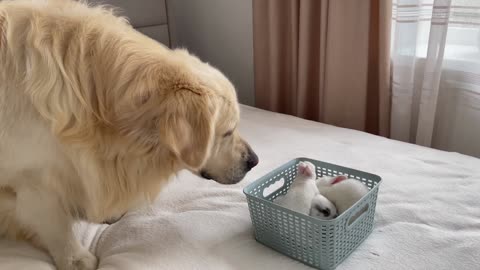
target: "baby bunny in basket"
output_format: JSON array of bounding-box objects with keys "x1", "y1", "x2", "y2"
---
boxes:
[
  {"x1": 274, "y1": 161, "x2": 370, "y2": 220},
  {"x1": 316, "y1": 174, "x2": 369, "y2": 215},
  {"x1": 274, "y1": 161, "x2": 337, "y2": 220}
]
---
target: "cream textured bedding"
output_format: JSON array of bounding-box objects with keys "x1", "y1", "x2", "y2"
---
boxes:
[{"x1": 1, "y1": 105, "x2": 479, "y2": 270}]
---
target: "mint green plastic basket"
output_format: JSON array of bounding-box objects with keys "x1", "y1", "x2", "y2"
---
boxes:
[{"x1": 243, "y1": 158, "x2": 382, "y2": 270}]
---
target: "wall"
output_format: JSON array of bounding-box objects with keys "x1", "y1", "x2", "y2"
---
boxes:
[{"x1": 166, "y1": 0, "x2": 255, "y2": 106}]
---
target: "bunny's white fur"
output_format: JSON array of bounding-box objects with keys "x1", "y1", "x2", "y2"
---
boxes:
[
  {"x1": 316, "y1": 175, "x2": 369, "y2": 214},
  {"x1": 274, "y1": 161, "x2": 318, "y2": 215},
  {"x1": 309, "y1": 194, "x2": 338, "y2": 220}
]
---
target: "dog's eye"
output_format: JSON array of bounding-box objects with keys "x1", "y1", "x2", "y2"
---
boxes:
[{"x1": 223, "y1": 130, "x2": 234, "y2": 138}]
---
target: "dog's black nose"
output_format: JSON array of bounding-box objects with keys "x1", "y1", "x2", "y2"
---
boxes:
[
  {"x1": 200, "y1": 171, "x2": 213, "y2": 180},
  {"x1": 246, "y1": 149, "x2": 259, "y2": 171}
]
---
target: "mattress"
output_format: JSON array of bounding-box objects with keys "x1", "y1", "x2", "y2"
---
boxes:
[{"x1": 1, "y1": 105, "x2": 479, "y2": 270}]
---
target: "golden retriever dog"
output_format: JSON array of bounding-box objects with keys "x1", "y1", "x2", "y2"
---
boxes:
[{"x1": 0, "y1": 0, "x2": 258, "y2": 269}]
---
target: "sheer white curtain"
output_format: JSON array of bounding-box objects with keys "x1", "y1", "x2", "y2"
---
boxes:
[{"x1": 391, "y1": 0, "x2": 480, "y2": 156}]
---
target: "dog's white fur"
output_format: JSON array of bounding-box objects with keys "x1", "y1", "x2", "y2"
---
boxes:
[{"x1": 0, "y1": 1, "x2": 257, "y2": 269}]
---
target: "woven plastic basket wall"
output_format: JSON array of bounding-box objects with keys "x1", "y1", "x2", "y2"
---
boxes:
[{"x1": 243, "y1": 158, "x2": 382, "y2": 270}]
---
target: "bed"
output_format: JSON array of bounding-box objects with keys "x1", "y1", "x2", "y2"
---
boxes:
[{"x1": 1, "y1": 105, "x2": 479, "y2": 270}]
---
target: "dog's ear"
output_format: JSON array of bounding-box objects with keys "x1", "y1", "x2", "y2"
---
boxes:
[
  {"x1": 116, "y1": 88, "x2": 215, "y2": 169},
  {"x1": 157, "y1": 89, "x2": 215, "y2": 169},
  {"x1": 115, "y1": 88, "x2": 163, "y2": 149}
]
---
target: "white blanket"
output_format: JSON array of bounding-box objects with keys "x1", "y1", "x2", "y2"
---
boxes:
[{"x1": 1, "y1": 105, "x2": 480, "y2": 270}]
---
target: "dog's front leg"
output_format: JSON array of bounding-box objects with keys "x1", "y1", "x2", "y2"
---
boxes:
[{"x1": 16, "y1": 186, "x2": 98, "y2": 270}]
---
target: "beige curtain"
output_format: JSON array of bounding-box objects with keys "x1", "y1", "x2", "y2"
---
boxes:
[{"x1": 253, "y1": 0, "x2": 392, "y2": 136}]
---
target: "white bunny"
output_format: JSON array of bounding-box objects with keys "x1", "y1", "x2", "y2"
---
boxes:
[
  {"x1": 309, "y1": 194, "x2": 338, "y2": 220},
  {"x1": 274, "y1": 161, "x2": 318, "y2": 215},
  {"x1": 316, "y1": 175, "x2": 369, "y2": 214}
]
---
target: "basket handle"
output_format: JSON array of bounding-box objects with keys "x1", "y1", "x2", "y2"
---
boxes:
[
  {"x1": 262, "y1": 177, "x2": 286, "y2": 198},
  {"x1": 346, "y1": 203, "x2": 370, "y2": 230}
]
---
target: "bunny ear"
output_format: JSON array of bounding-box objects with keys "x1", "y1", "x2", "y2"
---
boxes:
[
  {"x1": 298, "y1": 162, "x2": 313, "y2": 177},
  {"x1": 331, "y1": 175, "x2": 348, "y2": 185}
]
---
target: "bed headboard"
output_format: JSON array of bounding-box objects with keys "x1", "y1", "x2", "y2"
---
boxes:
[{"x1": 89, "y1": 0, "x2": 170, "y2": 47}]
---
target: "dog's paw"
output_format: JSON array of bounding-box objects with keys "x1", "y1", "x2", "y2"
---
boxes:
[
  {"x1": 72, "y1": 251, "x2": 98, "y2": 270},
  {"x1": 58, "y1": 249, "x2": 98, "y2": 270}
]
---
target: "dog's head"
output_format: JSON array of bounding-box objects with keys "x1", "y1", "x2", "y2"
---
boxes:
[{"x1": 115, "y1": 49, "x2": 258, "y2": 185}]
